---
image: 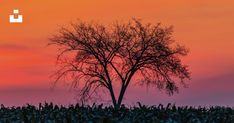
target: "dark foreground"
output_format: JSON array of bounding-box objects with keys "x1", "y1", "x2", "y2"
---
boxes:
[{"x1": 0, "y1": 103, "x2": 234, "y2": 123}]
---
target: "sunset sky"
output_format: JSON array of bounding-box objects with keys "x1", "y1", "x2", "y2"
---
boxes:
[{"x1": 0, "y1": 0, "x2": 234, "y2": 106}]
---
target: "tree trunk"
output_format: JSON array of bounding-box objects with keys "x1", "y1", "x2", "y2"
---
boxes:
[
  {"x1": 116, "y1": 85, "x2": 126, "y2": 109},
  {"x1": 109, "y1": 86, "x2": 117, "y2": 107},
  {"x1": 116, "y1": 71, "x2": 136, "y2": 109}
]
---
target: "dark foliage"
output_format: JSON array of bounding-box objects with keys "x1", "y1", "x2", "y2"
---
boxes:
[{"x1": 1, "y1": 103, "x2": 234, "y2": 123}]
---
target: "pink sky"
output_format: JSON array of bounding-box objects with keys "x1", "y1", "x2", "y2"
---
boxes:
[{"x1": 0, "y1": 0, "x2": 234, "y2": 106}]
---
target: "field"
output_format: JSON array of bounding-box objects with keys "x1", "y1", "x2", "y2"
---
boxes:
[{"x1": 0, "y1": 103, "x2": 234, "y2": 123}]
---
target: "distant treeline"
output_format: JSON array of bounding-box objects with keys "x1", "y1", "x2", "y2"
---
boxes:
[{"x1": 0, "y1": 103, "x2": 234, "y2": 123}]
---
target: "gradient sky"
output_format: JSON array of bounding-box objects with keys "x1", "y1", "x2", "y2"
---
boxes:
[{"x1": 0, "y1": 0, "x2": 234, "y2": 106}]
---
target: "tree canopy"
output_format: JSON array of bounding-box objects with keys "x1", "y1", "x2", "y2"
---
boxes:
[{"x1": 50, "y1": 19, "x2": 190, "y2": 108}]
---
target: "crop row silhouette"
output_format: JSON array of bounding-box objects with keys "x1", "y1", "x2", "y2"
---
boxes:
[{"x1": 0, "y1": 103, "x2": 234, "y2": 123}]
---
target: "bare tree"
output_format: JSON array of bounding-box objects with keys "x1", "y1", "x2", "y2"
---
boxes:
[{"x1": 49, "y1": 19, "x2": 190, "y2": 109}]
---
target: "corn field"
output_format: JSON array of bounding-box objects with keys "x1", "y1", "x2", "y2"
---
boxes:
[{"x1": 0, "y1": 103, "x2": 234, "y2": 123}]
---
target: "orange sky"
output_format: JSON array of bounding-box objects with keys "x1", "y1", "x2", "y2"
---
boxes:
[{"x1": 0, "y1": 0, "x2": 234, "y2": 106}]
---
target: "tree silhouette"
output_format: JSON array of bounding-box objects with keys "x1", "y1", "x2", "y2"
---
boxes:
[{"x1": 50, "y1": 19, "x2": 190, "y2": 109}]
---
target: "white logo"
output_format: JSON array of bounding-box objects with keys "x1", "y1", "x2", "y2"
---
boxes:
[{"x1": 9, "y1": 9, "x2": 23, "y2": 23}]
